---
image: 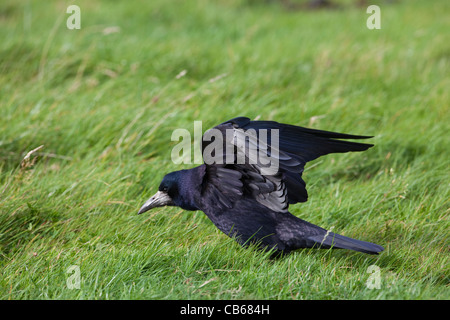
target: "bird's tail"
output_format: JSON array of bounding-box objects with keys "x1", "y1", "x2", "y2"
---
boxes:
[{"x1": 309, "y1": 230, "x2": 384, "y2": 255}]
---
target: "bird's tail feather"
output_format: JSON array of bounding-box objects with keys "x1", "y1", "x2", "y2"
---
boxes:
[{"x1": 309, "y1": 231, "x2": 384, "y2": 255}]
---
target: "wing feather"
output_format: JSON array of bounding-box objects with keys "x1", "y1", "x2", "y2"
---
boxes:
[{"x1": 201, "y1": 117, "x2": 373, "y2": 212}]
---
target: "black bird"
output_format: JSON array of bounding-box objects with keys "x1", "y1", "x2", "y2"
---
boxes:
[{"x1": 138, "y1": 117, "x2": 384, "y2": 255}]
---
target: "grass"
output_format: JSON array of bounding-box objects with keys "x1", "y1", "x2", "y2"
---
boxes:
[{"x1": 0, "y1": 0, "x2": 448, "y2": 300}]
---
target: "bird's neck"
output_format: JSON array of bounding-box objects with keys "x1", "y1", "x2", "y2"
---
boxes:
[{"x1": 176, "y1": 165, "x2": 206, "y2": 211}]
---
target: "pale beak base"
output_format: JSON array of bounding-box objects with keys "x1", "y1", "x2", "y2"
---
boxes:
[{"x1": 138, "y1": 191, "x2": 174, "y2": 214}]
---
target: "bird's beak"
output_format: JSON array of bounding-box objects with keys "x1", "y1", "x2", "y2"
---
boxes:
[{"x1": 138, "y1": 191, "x2": 174, "y2": 214}]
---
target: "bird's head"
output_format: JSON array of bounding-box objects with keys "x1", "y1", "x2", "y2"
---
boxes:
[
  {"x1": 137, "y1": 169, "x2": 201, "y2": 214},
  {"x1": 137, "y1": 171, "x2": 179, "y2": 214}
]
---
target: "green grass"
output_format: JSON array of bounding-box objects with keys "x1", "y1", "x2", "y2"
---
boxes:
[{"x1": 0, "y1": 0, "x2": 449, "y2": 300}]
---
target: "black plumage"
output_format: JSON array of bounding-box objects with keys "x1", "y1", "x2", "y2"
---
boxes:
[{"x1": 138, "y1": 117, "x2": 384, "y2": 255}]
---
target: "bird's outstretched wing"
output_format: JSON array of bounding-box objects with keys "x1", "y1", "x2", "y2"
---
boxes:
[{"x1": 200, "y1": 117, "x2": 373, "y2": 212}]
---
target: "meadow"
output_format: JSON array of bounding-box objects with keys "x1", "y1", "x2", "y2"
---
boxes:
[{"x1": 0, "y1": 0, "x2": 448, "y2": 299}]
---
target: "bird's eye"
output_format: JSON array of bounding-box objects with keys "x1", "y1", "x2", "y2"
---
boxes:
[{"x1": 162, "y1": 186, "x2": 168, "y2": 192}]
